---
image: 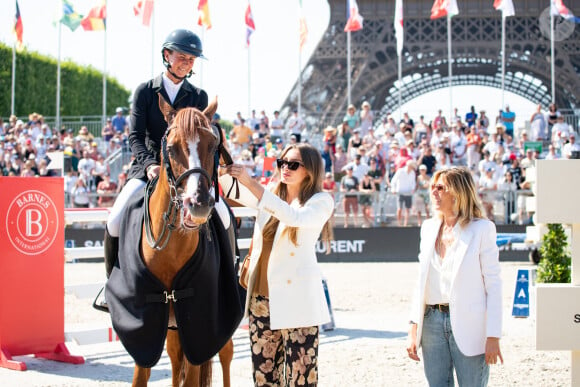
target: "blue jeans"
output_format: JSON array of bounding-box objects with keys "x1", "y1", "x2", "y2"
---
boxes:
[{"x1": 421, "y1": 307, "x2": 489, "y2": 386}]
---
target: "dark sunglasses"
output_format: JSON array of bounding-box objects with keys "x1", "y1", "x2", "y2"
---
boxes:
[
  {"x1": 430, "y1": 183, "x2": 448, "y2": 193},
  {"x1": 276, "y1": 159, "x2": 303, "y2": 171}
]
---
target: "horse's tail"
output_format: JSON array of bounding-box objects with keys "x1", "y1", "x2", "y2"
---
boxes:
[{"x1": 199, "y1": 359, "x2": 212, "y2": 387}]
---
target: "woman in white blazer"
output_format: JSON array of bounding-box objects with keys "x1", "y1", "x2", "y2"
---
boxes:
[
  {"x1": 221, "y1": 143, "x2": 333, "y2": 386},
  {"x1": 407, "y1": 166, "x2": 503, "y2": 386}
]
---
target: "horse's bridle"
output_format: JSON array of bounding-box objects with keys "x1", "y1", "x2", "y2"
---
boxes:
[{"x1": 144, "y1": 122, "x2": 234, "y2": 250}]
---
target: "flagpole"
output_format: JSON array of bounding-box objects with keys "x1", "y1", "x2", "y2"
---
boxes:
[
  {"x1": 447, "y1": 14, "x2": 453, "y2": 124},
  {"x1": 102, "y1": 0, "x2": 108, "y2": 127},
  {"x1": 247, "y1": 47, "x2": 251, "y2": 117},
  {"x1": 347, "y1": 31, "x2": 351, "y2": 107},
  {"x1": 298, "y1": 42, "x2": 302, "y2": 119},
  {"x1": 501, "y1": 12, "x2": 506, "y2": 109},
  {"x1": 56, "y1": 22, "x2": 62, "y2": 132},
  {"x1": 397, "y1": 54, "x2": 402, "y2": 121},
  {"x1": 550, "y1": 10, "x2": 555, "y2": 103},
  {"x1": 11, "y1": 43, "x2": 16, "y2": 116}
]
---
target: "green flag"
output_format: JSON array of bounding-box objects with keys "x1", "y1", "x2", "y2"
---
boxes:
[{"x1": 60, "y1": 0, "x2": 83, "y2": 31}]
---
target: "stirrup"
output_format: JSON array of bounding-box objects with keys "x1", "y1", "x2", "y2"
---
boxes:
[{"x1": 92, "y1": 286, "x2": 110, "y2": 313}]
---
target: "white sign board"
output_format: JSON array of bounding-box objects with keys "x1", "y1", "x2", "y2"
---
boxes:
[{"x1": 536, "y1": 284, "x2": 580, "y2": 351}]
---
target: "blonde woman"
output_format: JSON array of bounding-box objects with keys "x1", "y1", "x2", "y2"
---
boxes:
[{"x1": 407, "y1": 166, "x2": 502, "y2": 386}]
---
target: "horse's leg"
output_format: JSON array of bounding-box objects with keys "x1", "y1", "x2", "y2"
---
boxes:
[
  {"x1": 131, "y1": 365, "x2": 151, "y2": 387},
  {"x1": 180, "y1": 359, "x2": 212, "y2": 387},
  {"x1": 166, "y1": 329, "x2": 185, "y2": 387},
  {"x1": 218, "y1": 338, "x2": 234, "y2": 387}
]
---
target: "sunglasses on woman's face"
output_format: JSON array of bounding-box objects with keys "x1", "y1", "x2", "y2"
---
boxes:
[
  {"x1": 430, "y1": 183, "x2": 448, "y2": 193},
  {"x1": 276, "y1": 159, "x2": 303, "y2": 171}
]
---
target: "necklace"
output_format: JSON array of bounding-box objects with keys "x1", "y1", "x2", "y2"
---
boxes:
[{"x1": 436, "y1": 222, "x2": 456, "y2": 257}]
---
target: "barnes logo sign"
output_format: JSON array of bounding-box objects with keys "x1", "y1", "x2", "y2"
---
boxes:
[{"x1": 6, "y1": 190, "x2": 59, "y2": 255}]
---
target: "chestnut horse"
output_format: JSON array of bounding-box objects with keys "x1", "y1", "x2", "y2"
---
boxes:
[{"x1": 107, "y1": 97, "x2": 240, "y2": 387}]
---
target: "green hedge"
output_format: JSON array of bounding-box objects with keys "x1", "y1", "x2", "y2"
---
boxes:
[{"x1": 0, "y1": 43, "x2": 130, "y2": 119}]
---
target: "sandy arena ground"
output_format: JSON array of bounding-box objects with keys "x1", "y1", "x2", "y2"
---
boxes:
[{"x1": 0, "y1": 261, "x2": 570, "y2": 386}]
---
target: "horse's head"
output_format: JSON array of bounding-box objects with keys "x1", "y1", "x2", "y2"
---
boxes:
[{"x1": 159, "y1": 97, "x2": 221, "y2": 230}]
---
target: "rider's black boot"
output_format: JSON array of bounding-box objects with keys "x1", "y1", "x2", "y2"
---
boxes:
[{"x1": 104, "y1": 226, "x2": 119, "y2": 278}]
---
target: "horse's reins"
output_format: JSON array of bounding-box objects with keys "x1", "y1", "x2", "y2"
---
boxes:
[{"x1": 144, "y1": 121, "x2": 238, "y2": 251}]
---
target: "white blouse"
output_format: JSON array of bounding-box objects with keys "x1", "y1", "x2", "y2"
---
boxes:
[{"x1": 425, "y1": 224, "x2": 461, "y2": 305}]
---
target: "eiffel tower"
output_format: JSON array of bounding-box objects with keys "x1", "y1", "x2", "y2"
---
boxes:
[{"x1": 280, "y1": 0, "x2": 580, "y2": 127}]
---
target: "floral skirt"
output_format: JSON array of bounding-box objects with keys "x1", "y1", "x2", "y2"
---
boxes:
[{"x1": 249, "y1": 294, "x2": 319, "y2": 386}]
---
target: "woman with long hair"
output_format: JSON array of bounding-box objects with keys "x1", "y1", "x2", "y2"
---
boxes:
[
  {"x1": 221, "y1": 143, "x2": 334, "y2": 386},
  {"x1": 407, "y1": 166, "x2": 503, "y2": 386}
]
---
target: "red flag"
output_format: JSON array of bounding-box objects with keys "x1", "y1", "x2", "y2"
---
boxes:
[
  {"x1": 245, "y1": 3, "x2": 255, "y2": 47},
  {"x1": 344, "y1": 0, "x2": 363, "y2": 32},
  {"x1": 134, "y1": 0, "x2": 154, "y2": 27},
  {"x1": 198, "y1": 0, "x2": 212, "y2": 29},
  {"x1": 14, "y1": 0, "x2": 23, "y2": 49},
  {"x1": 81, "y1": 1, "x2": 106, "y2": 31},
  {"x1": 430, "y1": 0, "x2": 458, "y2": 20}
]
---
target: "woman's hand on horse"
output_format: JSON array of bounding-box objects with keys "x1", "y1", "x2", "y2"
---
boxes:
[
  {"x1": 225, "y1": 164, "x2": 264, "y2": 200},
  {"x1": 147, "y1": 164, "x2": 161, "y2": 180}
]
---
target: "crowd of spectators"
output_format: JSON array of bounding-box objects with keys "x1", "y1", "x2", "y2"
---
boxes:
[
  {"x1": 0, "y1": 109, "x2": 130, "y2": 207},
  {"x1": 2, "y1": 103, "x2": 577, "y2": 222}
]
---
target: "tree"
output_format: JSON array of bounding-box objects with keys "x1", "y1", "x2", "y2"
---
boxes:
[{"x1": 536, "y1": 224, "x2": 571, "y2": 283}]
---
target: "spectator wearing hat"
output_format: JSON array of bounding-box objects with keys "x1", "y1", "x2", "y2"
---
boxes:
[
  {"x1": 324, "y1": 125, "x2": 338, "y2": 156},
  {"x1": 391, "y1": 159, "x2": 417, "y2": 227},
  {"x1": 76, "y1": 126, "x2": 94, "y2": 143},
  {"x1": 343, "y1": 104, "x2": 360, "y2": 133},
  {"x1": 340, "y1": 165, "x2": 359, "y2": 228},
  {"x1": 270, "y1": 138, "x2": 285, "y2": 158},
  {"x1": 359, "y1": 101, "x2": 374, "y2": 137},
  {"x1": 285, "y1": 109, "x2": 304, "y2": 142}
]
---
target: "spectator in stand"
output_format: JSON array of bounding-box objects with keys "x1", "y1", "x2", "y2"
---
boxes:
[
  {"x1": 21, "y1": 158, "x2": 37, "y2": 177},
  {"x1": 498, "y1": 170, "x2": 518, "y2": 223},
  {"x1": 247, "y1": 109, "x2": 259, "y2": 132},
  {"x1": 414, "y1": 115, "x2": 430, "y2": 144},
  {"x1": 450, "y1": 124, "x2": 467, "y2": 166},
  {"x1": 35, "y1": 135, "x2": 48, "y2": 163},
  {"x1": 347, "y1": 128, "x2": 363, "y2": 160},
  {"x1": 343, "y1": 104, "x2": 360, "y2": 133},
  {"x1": 478, "y1": 110, "x2": 490, "y2": 132},
  {"x1": 466, "y1": 126, "x2": 482, "y2": 171},
  {"x1": 478, "y1": 167, "x2": 497, "y2": 222},
  {"x1": 417, "y1": 142, "x2": 437, "y2": 176},
  {"x1": 401, "y1": 112, "x2": 415, "y2": 133},
  {"x1": 529, "y1": 104, "x2": 547, "y2": 141},
  {"x1": 415, "y1": 164, "x2": 431, "y2": 226},
  {"x1": 547, "y1": 103, "x2": 560, "y2": 139},
  {"x1": 320, "y1": 143, "x2": 333, "y2": 174},
  {"x1": 271, "y1": 138, "x2": 285, "y2": 158},
  {"x1": 562, "y1": 132, "x2": 580, "y2": 159},
  {"x1": 383, "y1": 115, "x2": 398, "y2": 137},
  {"x1": 322, "y1": 171, "x2": 337, "y2": 194},
  {"x1": 432, "y1": 109, "x2": 444, "y2": 132},
  {"x1": 465, "y1": 106, "x2": 478, "y2": 129},
  {"x1": 367, "y1": 157, "x2": 385, "y2": 192},
  {"x1": 394, "y1": 146, "x2": 413, "y2": 173},
  {"x1": 88, "y1": 141, "x2": 100, "y2": 161},
  {"x1": 231, "y1": 118, "x2": 253, "y2": 147},
  {"x1": 102, "y1": 118, "x2": 115, "y2": 149},
  {"x1": 97, "y1": 172, "x2": 118, "y2": 208},
  {"x1": 324, "y1": 125, "x2": 338, "y2": 157},
  {"x1": 286, "y1": 109, "x2": 305, "y2": 142},
  {"x1": 333, "y1": 143, "x2": 348, "y2": 182},
  {"x1": 76, "y1": 126, "x2": 94, "y2": 143},
  {"x1": 500, "y1": 105, "x2": 516, "y2": 139},
  {"x1": 395, "y1": 122, "x2": 408, "y2": 148},
  {"x1": 270, "y1": 110, "x2": 284, "y2": 143},
  {"x1": 435, "y1": 144, "x2": 452, "y2": 170},
  {"x1": 72, "y1": 177, "x2": 90, "y2": 208},
  {"x1": 362, "y1": 126, "x2": 377, "y2": 150},
  {"x1": 483, "y1": 128, "x2": 502, "y2": 156},
  {"x1": 391, "y1": 159, "x2": 417, "y2": 227},
  {"x1": 239, "y1": 149, "x2": 256, "y2": 175},
  {"x1": 111, "y1": 107, "x2": 128, "y2": 133},
  {"x1": 343, "y1": 153, "x2": 370, "y2": 182},
  {"x1": 233, "y1": 111, "x2": 244, "y2": 126},
  {"x1": 359, "y1": 101, "x2": 374, "y2": 136},
  {"x1": 340, "y1": 165, "x2": 359, "y2": 228},
  {"x1": 478, "y1": 151, "x2": 496, "y2": 178},
  {"x1": 430, "y1": 128, "x2": 444, "y2": 150},
  {"x1": 407, "y1": 139, "x2": 420, "y2": 160},
  {"x1": 254, "y1": 147, "x2": 266, "y2": 178},
  {"x1": 116, "y1": 172, "x2": 127, "y2": 193},
  {"x1": 259, "y1": 109, "x2": 269, "y2": 128},
  {"x1": 358, "y1": 172, "x2": 376, "y2": 228},
  {"x1": 551, "y1": 116, "x2": 571, "y2": 144},
  {"x1": 92, "y1": 153, "x2": 109, "y2": 190},
  {"x1": 544, "y1": 144, "x2": 560, "y2": 160},
  {"x1": 77, "y1": 150, "x2": 96, "y2": 189}
]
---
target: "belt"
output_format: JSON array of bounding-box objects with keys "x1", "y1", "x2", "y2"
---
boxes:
[{"x1": 427, "y1": 304, "x2": 450, "y2": 313}]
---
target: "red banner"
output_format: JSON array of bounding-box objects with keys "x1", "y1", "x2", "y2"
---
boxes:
[{"x1": 0, "y1": 177, "x2": 83, "y2": 370}]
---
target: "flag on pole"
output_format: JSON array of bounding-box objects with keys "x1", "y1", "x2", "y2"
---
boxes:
[
  {"x1": 394, "y1": 0, "x2": 404, "y2": 55},
  {"x1": 299, "y1": 0, "x2": 308, "y2": 51},
  {"x1": 493, "y1": 0, "x2": 515, "y2": 17},
  {"x1": 81, "y1": 0, "x2": 106, "y2": 31},
  {"x1": 344, "y1": 0, "x2": 363, "y2": 32},
  {"x1": 551, "y1": 0, "x2": 580, "y2": 23},
  {"x1": 245, "y1": 3, "x2": 255, "y2": 47},
  {"x1": 197, "y1": 0, "x2": 211, "y2": 29},
  {"x1": 14, "y1": 0, "x2": 23, "y2": 49},
  {"x1": 134, "y1": 0, "x2": 154, "y2": 27},
  {"x1": 61, "y1": 0, "x2": 84, "y2": 31},
  {"x1": 430, "y1": 0, "x2": 459, "y2": 20}
]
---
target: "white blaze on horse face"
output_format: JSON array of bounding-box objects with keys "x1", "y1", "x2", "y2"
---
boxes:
[{"x1": 185, "y1": 136, "x2": 203, "y2": 202}]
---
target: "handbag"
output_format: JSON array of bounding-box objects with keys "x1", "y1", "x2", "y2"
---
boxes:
[{"x1": 238, "y1": 240, "x2": 253, "y2": 290}]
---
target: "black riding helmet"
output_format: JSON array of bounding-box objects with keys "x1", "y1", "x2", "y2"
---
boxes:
[{"x1": 161, "y1": 29, "x2": 205, "y2": 79}]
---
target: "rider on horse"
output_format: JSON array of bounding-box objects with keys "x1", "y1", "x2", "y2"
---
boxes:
[{"x1": 104, "y1": 29, "x2": 209, "y2": 278}]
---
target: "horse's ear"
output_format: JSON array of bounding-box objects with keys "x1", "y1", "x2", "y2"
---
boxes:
[
  {"x1": 158, "y1": 94, "x2": 177, "y2": 125},
  {"x1": 203, "y1": 96, "x2": 218, "y2": 122}
]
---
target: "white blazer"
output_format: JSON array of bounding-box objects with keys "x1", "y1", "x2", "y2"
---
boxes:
[
  {"x1": 409, "y1": 217, "x2": 502, "y2": 356},
  {"x1": 220, "y1": 175, "x2": 333, "y2": 330}
]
